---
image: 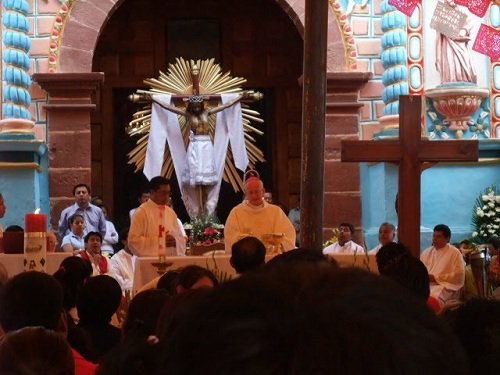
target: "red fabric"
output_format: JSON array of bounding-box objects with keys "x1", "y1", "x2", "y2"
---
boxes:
[
  {"x1": 388, "y1": 0, "x2": 420, "y2": 16},
  {"x1": 473, "y1": 23, "x2": 500, "y2": 61},
  {"x1": 79, "y1": 250, "x2": 108, "y2": 274},
  {"x1": 72, "y1": 349, "x2": 97, "y2": 375},
  {"x1": 455, "y1": 0, "x2": 490, "y2": 17},
  {"x1": 427, "y1": 296, "x2": 441, "y2": 313}
]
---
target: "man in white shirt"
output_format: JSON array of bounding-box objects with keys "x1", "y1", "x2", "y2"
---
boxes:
[
  {"x1": 224, "y1": 176, "x2": 295, "y2": 253},
  {"x1": 129, "y1": 176, "x2": 185, "y2": 257},
  {"x1": 420, "y1": 224, "x2": 465, "y2": 307},
  {"x1": 109, "y1": 229, "x2": 135, "y2": 292},
  {"x1": 323, "y1": 222, "x2": 364, "y2": 255},
  {"x1": 369, "y1": 222, "x2": 396, "y2": 254}
]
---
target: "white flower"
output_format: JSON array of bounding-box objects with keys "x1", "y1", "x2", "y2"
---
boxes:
[
  {"x1": 489, "y1": 229, "x2": 495, "y2": 234},
  {"x1": 488, "y1": 202, "x2": 495, "y2": 208},
  {"x1": 496, "y1": 207, "x2": 500, "y2": 212},
  {"x1": 496, "y1": 196, "x2": 500, "y2": 203},
  {"x1": 472, "y1": 232, "x2": 478, "y2": 237},
  {"x1": 482, "y1": 195, "x2": 490, "y2": 202},
  {"x1": 479, "y1": 211, "x2": 485, "y2": 217},
  {"x1": 476, "y1": 208, "x2": 483, "y2": 214}
]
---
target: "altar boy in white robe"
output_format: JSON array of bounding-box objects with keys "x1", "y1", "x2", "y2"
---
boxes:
[
  {"x1": 129, "y1": 176, "x2": 186, "y2": 257},
  {"x1": 420, "y1": 224, "x2": 465, "y2": 307},
  {"x1": 224, "y1": 175, "x2": 296, "y2": 253},
  {"x1": 109, "y1": 229, "x2": 136, "y2": 292}
]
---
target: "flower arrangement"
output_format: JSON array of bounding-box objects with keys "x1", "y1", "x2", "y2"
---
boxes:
[
  {"x1": 184, "y1": 215, "x2": 224, "y2": 246},
  {"x1": 471, "y1": 185, "x2": 500, "y2": 244}
]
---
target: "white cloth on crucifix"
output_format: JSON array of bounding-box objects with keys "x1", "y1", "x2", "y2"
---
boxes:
[
  {"x1": 128, "y1": 199, "x2": 186, "y2": 257},
  {"x1": 323, "y1": 240, "x2": 364, "y2": 255},
  {"x1": 183, "y1": 133, "x2": 217, "y2": 186},
  {"x1": 144, "y1": 94, "x2": 248, "y2": 218},
  {"x1": 420, "y1": 243, "x2": 465, "y2": 306},
  {"x1": 224, "y1": 201, "x2": 296, "y2": 253}
]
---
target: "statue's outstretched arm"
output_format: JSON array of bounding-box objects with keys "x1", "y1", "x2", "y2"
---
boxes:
[{"x1": 152, "y1": 98, "x2": 187, "y2": 117}]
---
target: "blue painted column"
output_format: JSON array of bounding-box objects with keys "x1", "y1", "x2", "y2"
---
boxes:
[
  {"x1": 2, "y1": 0, "x2": 32, "y2": 119},
  {"x1": 0, "y1": 0, "x2": 50, "y2": 233},
  {"x1": 377, "y1": 0, "x2": 409, "y2": 136}
]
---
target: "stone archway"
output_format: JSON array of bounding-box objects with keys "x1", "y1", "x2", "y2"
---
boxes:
[{"x1": 38, "y1": 0, "x2": 368, "y2": 239}]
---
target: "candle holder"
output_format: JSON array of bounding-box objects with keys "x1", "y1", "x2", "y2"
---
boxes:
[
  {"x1": 151, "y1": 255, "x2": 173, "y2": 276},
  {"x1": 24, "y1": 212, "x2": 48, "y2": 272},
  {"x1": 24, "y1": 232, "x2": 47, "y2": 272}
]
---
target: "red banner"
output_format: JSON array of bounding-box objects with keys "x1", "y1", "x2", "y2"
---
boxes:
[
  {"x1": 473, "y1": 23, "x2": 500, "y2": 61},
  {"x1": 454, "y1": 0, "x2": 490, "y2": 17},
  {"x1": 388, "y1": 0, "x2": 421, "y2": 17}
]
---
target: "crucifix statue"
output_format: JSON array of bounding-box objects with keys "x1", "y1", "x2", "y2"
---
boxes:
[
  {"x1": 341, "y1": 95, "x2": 479, "y2": 257},
  {"x1": 128, "y1": 59, "x2": 264, "y2": 218}
]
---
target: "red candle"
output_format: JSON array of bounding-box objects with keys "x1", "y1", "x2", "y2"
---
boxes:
[{"x1": 25, "y1": 213, "x2": 48, "y2": 233}]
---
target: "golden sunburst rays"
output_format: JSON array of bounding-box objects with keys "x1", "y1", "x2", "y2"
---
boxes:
[{"x1": 126, "y1": 57, "x2": 265, "y2": 192}]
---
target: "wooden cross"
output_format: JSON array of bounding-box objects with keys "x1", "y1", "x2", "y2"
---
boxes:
[{"x1": 341, "y1": 95, "x2": 479, "y2": 257}]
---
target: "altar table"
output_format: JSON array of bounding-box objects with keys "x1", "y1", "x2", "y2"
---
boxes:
[{"x1": 0, "y1": 252, "x2": 72, "y2": 277}]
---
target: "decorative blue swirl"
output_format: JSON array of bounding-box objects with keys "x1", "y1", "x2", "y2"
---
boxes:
[
  {"x1": 2, "y1": 0, "x2": 32, "y2": 119},
  {"x1": 380, "y1": 1, "x2": 409, "y2": 116}
]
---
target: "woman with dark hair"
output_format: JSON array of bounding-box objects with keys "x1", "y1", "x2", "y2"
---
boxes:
[
  {"x1": 175, "y1": 265, "x2": 218, "y2": 294},
  {"x1": 0, "y1": 326, "x2": 75, "y2": 375},
  {"x1": 53, "y1": 256, "x2": 93, "y2": 327}
]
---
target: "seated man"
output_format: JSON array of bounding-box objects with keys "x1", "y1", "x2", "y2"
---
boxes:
[
  {"x1": 230, "y1": 236, "x2": 266, "y2": 274},
  {"x1": 420, "y1": 224, "x2": 465, "y2": 307},
  {"x1": 224, "y1": 175, "x2": 296, "y2": 253},
  {"x1": 323, "y1": 222, "x2": 364, "y2": 255},
  {"x1": 368, "y1": 222, "x2": 396, "y2": 254},
  {"x1": 109, "y1": 229, "x2": 135, "y2": 292},
  {"x1": 78, "y1": 231, "x2": 111, "y2": 276}
]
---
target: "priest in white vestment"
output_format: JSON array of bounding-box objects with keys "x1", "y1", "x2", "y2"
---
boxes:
[
  {"x1": 323, "y1": 222, "x2": 365, "y2": 255},
  {"x1": 420, "y1": 224, "x2": 465, "y2": 307},
  {"x1": 368, "y1": 222, "x2": 396, "y2": 254},
  {"x1": 224, "y1": 177, "x2": 296, "y2": 253},
  {"x1": 129, "y1": 176, "x2": 186, "y2": 257},
  {"x1": 109, "y1": 230, "x2": 136, "y2": 292}
]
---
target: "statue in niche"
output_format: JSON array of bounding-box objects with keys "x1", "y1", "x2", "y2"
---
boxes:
[{"x1": 434, "y1": 0, "x2": 477, "y2": 84}]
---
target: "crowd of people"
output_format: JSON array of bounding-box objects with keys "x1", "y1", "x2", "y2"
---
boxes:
[{"x1": 1, "y1": 178, "x2": 500, "y2": 373}]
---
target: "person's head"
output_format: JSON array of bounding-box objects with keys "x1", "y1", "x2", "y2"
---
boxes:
[
  {"x1": 376, "y1": 242, "x2": 411, "y2": 274},
  {"x1": 338, "y1": 222, "x2": 355, "y2": 246},
  {"x1": 175, "y1": 265, "x2": 218, "y2": 294},
  {"x1": 157, "y1": 264, "x2": 469, "y2": 374},
  {"x1": 230, "y1": 236, "x2": 266, "y2": 274},
  {"x1": 46, "y1": 231, "x2": 58, "y2": 252},
  {"x1": 449, "y1": 298, "x2": 500, "y2": 374},
  {"x1": 122, "y1": 289, "x2": 170, "y2": 338},
  {"x1": 0, "y1": 326, "x2": 74, "y2": 375},
  {"x1": 53, "y1": 256, "x2": 93, "y2": 311},
  {"x1": 265, "y1": 247, "x2": 338, "y2": 269},
  {"x1": 381, "y1": 256, "x2": 430, "y2": 302},
  {"x1": 244, "y1": 177, "x2": 265, "y2": 206},
  {"x1": 157, "y1": 270, "x2": 181, "y2": 295},
  {"x1": 69, "y1": 213, "x2": 85, "y2": 236},
  {"x1": 5, "y1": 225, "x2": 23, "y2": 232},
  {"x1": 263, "y1": 191, "x2": 273, "y2": 204},
  {"x1": 459, "y1": 239, "x2": 474, "y2": 255},
  {"x1": 187, "y1": 95, "x2": 205, "y2": 113},
  {"x1": 120, "y1": 228, "x2": 130, "y2": 253},
  {"x1": 72, "y1": 184, "x2": 91, "y2": 207},
  {"x1": 487, "y1": 236, "x2": 500, "y2": 256},
  {"x1": 0, "y1": 193, "x2": 5, "y2": 219},
  {"x1": 0, "y1": 271, "x2": 64, "y2": 332},
  {"x1": 138, "y1": 191, "x2": 150, "y2": 205},
  {"x1": 99, "y1": 204, "x2": 109, "y2": 219},
  {"x1": 149, "y1": 176, "x2": 171, "y2": 205},
  {"x1": 77, "y1": 275, "x2": 122, "y2": 326},
  {"x1": 433, "y1": 224, "x2": 451, "y2": 248},
  {"x1": 378, "y1": 222, "x2": 396, "y2": 246},
  {"x1": 84, "y1": 231, "x2": 102, "y2": 255}
]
